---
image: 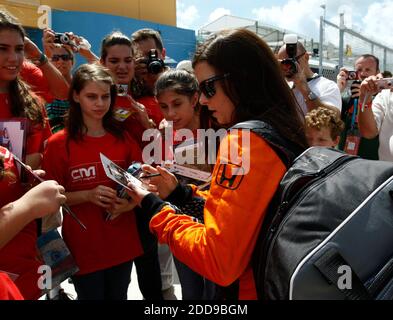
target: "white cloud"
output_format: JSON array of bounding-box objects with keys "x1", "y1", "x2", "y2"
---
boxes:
[
  {"x1": 208, "y1": 8, "x2": 231, "y2": 23},
  {"x1": 177, "y1": 0, "x2": 200, "y2": 29},
  {"x1": 251, "y1": 0, "x2": 393, "y2": 53},
  {"x1": 252, "y1": 0, "x2": 323, "y2": 40},
  {"x1": 363, "y1": 0, "x2": 393, "y2": 48}
]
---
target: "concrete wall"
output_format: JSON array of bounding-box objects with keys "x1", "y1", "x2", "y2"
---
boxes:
[
  {"x1": 24, "y1": 10, "x2": 196, "y2": 69},
  {"x1": 0, "y1": 0, "x2": 176, "y2": 27}
]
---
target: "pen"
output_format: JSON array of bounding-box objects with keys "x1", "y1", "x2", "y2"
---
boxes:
[
  {"x1": 12, "y1": 153, "x2": 87, "y2": 230},
  {"x1": 139, "y1": 170, "x2": 177, "y2": 179},
  {"x1": 139, "y1": 173, "x2": 161, "y2": 179}
]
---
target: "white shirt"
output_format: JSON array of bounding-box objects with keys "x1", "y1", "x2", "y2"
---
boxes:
[
  {"x1": 293, "y1": 74, "x2": 343, "y2": 115},
  {"x1": 372, "y1": 89, "x2": 393, "y2": 161}
]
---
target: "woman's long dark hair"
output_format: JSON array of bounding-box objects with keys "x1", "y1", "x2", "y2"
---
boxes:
[
  {"x1": 192, "y1": 28, "x2": 308, "y2": 149},
  {"x1": 0, "y1": 11, "x2": 44, "y2": 126},
  {"x1": 66, "y1": 63, "x2": 123, "y2": 141},
  {"x1": 100, "y1": 31, "x2": 133, "y2": 62}
]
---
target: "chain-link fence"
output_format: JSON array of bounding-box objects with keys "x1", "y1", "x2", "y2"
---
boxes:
[
  {"x1": 323, "y1": 14, "x2": 393, "y2": 74},
  {"x1": 197, "y1": 15, "x2": 393, "y2": 81}
]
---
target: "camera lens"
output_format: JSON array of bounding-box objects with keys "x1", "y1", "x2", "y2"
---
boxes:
[
  {"x1": 148, "y1": 61, "x2": 164, "y2": 74},
  {"x1": 280, "y1": 59, "x2": 297, "y2": 77}
]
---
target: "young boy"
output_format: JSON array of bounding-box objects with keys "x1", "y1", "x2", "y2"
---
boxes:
[{"x1": 305, "y1": 107, "x2": 344, "y2": 148}]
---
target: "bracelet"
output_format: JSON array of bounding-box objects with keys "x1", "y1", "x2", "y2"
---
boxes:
[{"x1": 33, "y1": 53, "x2": 48, "y2": 67}]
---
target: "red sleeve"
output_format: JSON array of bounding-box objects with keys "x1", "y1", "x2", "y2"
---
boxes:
[
  {"x1": 41, "y1": 131, "x2": 68, "y2": 185},
  {"x1": 20, "y1": 61, "x2": 54, "y2": 103},
  {"x1": 26, "y1": 110, "x2": 52, "y2": 155},
  {"x1": 137, "y1": 96, "x2": 164, "y2": 127},
  {"x1": 0, "y1": 273, "x2": 24, "y2": 300}
]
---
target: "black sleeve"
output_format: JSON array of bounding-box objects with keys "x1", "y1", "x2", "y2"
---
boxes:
[{"x1": 164, "y1": 183, "x2": 194, "y2": 206}]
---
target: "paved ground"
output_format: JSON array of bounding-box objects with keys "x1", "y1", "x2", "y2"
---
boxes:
[{"x1": 59, "y1": 261, "x2": 182, "y2": 300}]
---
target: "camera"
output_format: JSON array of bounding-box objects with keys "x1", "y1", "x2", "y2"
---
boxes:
[
  {"x1": 376, "y1": 78, "x2": 393, "y2": 90},
  {"x1": 281, "y1": 34, "x2": 299, "y2": 78},
  {"x1": 116, "y1": 84, "x2": 128, "y2": 96},
  {"x1": 347, "y1": 71, "x2": 358, "y2": 80},
  {"x1": 146, "y1": 49, "x2": 165, "y2": 74},
  {"x1": 54, "y1": 33, "x2": 71, "y2": 45}
]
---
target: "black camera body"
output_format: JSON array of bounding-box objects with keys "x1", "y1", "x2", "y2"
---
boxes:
[
  {"x1": 146, "y1": 49, "x2": 165, "y2": 74},
  {"x1": 347, "y1": 71, "x2": 358, "y2": 80},
  {"x1": 54, "y1": 33, "x2": 71, "y2": 45},
  {"x1": 281, "y1": 34, "x2": 299, "y2": 78}
]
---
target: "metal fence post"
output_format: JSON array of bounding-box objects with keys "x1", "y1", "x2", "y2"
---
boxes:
[
  {"x1": 339, "y1": 13, "x2": 344, "y2": 68},
  {"x1": 319, "y1": 15, "x2": 323, "y2": 74}
]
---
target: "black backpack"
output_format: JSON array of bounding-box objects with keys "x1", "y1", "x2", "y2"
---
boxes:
[{"x1": 232, "y1": 120, "x2": 393, "y2": 300}]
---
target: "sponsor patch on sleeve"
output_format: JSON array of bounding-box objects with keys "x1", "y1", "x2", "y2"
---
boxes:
[{"x1": 215, "y1": 163, "x2": 245, "y2": 190}]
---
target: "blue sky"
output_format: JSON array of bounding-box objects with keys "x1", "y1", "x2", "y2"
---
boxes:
[{"x1": 176, "y1": 0, "x2": 393, "y2": 47}]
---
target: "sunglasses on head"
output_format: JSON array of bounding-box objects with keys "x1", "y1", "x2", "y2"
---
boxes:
[
  {"x1": 199, "y1": 73, "x2": 230, "y2": 98},
  {"x1": 51, "y1": 54, "x2": 73, "y2": 62}
]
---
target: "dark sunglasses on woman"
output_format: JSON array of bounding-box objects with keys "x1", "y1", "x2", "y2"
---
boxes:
[{"x1": 199, "y1": 73, "x2": 230, "y2": 98}]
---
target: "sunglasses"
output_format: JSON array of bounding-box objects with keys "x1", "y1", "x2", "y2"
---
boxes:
[
  {"x1": 199, "y1": 73, "x2": 230, "y2": 98},
  {"x1": 51, "y1": 54, "x2": 73, "y2": 62}
]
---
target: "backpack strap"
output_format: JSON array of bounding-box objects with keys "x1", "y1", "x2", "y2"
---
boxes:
[
  {"x1": 216, "y1": 120, "x2": 304, "y2": 300},
  {"x1": 231, "y1": 120, "x2": 303, "y2": 168},
  {"x1": 313, "y1": 247, "x2": 371, "y2": 300}
]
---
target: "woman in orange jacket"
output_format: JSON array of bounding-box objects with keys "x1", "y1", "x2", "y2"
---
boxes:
[{"x1": 126, "y1": 29, "x2": 308, "y2": 299}]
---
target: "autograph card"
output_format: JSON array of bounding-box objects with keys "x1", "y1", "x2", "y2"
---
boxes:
[{"x1": 100, "y1": 153, "x2": 146, "y2": 191}]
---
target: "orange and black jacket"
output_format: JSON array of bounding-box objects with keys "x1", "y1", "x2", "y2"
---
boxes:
[{"x1": 139, "y1": 130, "x2": 287, "y2": 299}]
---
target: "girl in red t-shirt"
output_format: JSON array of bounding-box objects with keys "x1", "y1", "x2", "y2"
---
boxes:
[
  {"x1": 0, "y1": 11, "x2": 53, "y2": 300},
  {"x1": 154, "y1": 69, "x2": 217, "y2": 300},
  {"x1": 0, "y1": 12, "x2": 51, "y2": 170},
  {"x1": 42, "y1": 64, "x2": 144, "y2": 300},
  {"x1": 100, "y1": 32, "x2": 163, "y2": 148}
]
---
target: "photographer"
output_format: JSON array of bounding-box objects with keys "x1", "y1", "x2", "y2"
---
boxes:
[
  {"x1": 336, "y1": 54, "x2": 381, "y2": 159},
  {"x1": 131, "y1": 28, "x2": 165, "y2": 127},
  {"x1": 357, "y1": 75, "x2": 393, "y2": 161},
  {"x1": 277, "y1": 40, "x2": 342, "y2": 116},
  {"x1": 41, "y1": 29, "x2": 99, "y2": 133}
]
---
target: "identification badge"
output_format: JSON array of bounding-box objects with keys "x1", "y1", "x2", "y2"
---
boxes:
[{"x1": 344, "y1": 134, "x2": 361, "y2": 155}]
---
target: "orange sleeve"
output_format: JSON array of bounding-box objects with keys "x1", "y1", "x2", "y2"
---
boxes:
[{"x1": 149, "y1": 131, "x2": 286, "y2": 286}]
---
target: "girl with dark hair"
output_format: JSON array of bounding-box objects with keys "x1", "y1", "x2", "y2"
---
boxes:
[
  {"x1": 0, "y1": 11, "x2": 51, "y2": 169},
  {"x1": 125, "y1": 29, "x2": 308, "y2": 300},
  {"x1": 100, "y1": 31, "x2": 164, "y2": 300},
  {"x1": 100, "y1": 31, "x2": 163, "y2": 148},
  {"x1": 42, "y1": 64, "x2": 143, "y2": 300},
  {"x1": 0, "y1": 10, "x2": 54, "y2": 299},
  {"x1": 155, "y1": 68, "x2": 217, "y2": 300}
]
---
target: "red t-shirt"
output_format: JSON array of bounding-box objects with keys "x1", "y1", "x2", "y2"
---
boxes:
[
  {"x1": 20, "y1": 60, "x2": 54, "y2": 104},
  {"x1": 0, "y1": 147, "x2": 42, "y2": 300},
  {"x1": 114, "y1": 95, "x2": 163, "y2": 149},
  {"x1": 0, "y1": 273, "x2": 24, "y2": 300},
  {"x1": 42, "y1": 130, "x2": 144, "y2": 275},
  {"x1": 0, "y1": 93, "x2": 52, "y2": 155}
]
